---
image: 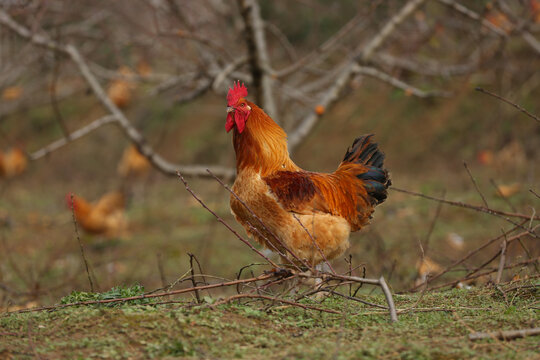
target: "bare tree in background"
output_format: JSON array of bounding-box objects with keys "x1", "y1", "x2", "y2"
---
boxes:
[{"x1": 0, "y1": 0, "x2": 539, "y2": 178}]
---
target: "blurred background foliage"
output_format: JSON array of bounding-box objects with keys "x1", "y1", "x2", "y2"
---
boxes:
[{"x1": 0, "y1": 0, "x2": 538, "y2": 308}]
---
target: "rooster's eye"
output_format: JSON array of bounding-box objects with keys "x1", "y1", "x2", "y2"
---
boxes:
[{"x1": 240, "y1": 103, "x2": 245, "y2": 107}]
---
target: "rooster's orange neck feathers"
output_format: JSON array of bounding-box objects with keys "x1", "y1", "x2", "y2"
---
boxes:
[{"x1": 233, "y1": 102, "x2": 297, "y2": 176}]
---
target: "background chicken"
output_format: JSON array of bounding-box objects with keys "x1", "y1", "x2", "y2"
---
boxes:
[
  {"x1": 0, "y1": 147, "x2": 28, "y2": 178},
  {"x1": 117, "y1": 144, "x2": 151, "y2": 178},
  {"x1": 226, "y1": 83, "x2": 390, "y2": 266},
  {"x1": 66, "y1": 191, "x2": 128, "y2": 238},
  {"x1": 106, "y1": 66, "x2": 135, "y2": 109}
]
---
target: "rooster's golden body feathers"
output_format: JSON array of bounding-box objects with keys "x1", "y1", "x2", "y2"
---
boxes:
[{"x1": 229, "y1": 101, "x2": 390, "y2": 265}]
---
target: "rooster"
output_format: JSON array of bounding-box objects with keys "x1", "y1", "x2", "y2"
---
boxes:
[
  {"x1": 66, "y1": 191, "x2": 127, "y2": 238},
  {"x1": 0, "y1": 148, "x2": 27, "y2": 178},
  {"x1": 226, "y1": 82, "x2": 390, "y2": 266}
]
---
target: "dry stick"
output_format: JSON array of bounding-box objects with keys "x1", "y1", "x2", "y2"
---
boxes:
[
  {"x1": 310, "y1": 273, "x2": 398, "y2": 322},
  {"x1": 530, "y1": 189, "x2": 540, "y2": 199},
  {"x1": 463, "y1": 162, "x2": 489, "y2": 208},
  {"x1": 495, "y1": 232, "x2": 508, "y2": 285},
  {"x1": 212, "y1": 293, "x2": 341, "y2": 315},
  {"x1": 515, "y1": 234, "x2": 538, "y2": 272},
  {"x1": 156, "y1": 253, "x2": 167, "y2": 289},
  {"x1": 69, "y1": 193, "x2": 94, "y2": 292},
  {"x1": 469, "y1": 327, "x2": 540, "y2": 341},
  {"x1": 206, "y1": 169, "x2": 310, "y2": 270},
  {"x1": 407, "y1": 224, "x2": 531, "y2": 292},
  {"x1": 190, "y1": 253, "x2": 208, "y2": 287},
  {"x1": 291, "y1": 213, "x2": 336, "y2": 274},
  {"x1": 423, "y1": 190, "x2": 446, "y2": 256},
  {"x1": 398, "y1": 281, "x2": 429, "y2": 315},
  {"x1": 255, "y1": 274, "x2": 297, "y2": 294},
  {"x1": 475, "y1": 87, "x2": 540, "y2": 124},
  {"x1": 176, "y1": 172, "x2": 279, "y2": 268},
  {"x1": 392, "y1": 188, "x2": 538, "y2": 221},
  {"x1": 188, "y1": 253, "x2": 202, "y2": 304},
  {"x1": 430, "y1": 256, "x2": 539, "y2": 291},
  {"x1": 378, "y1": 276, "x2": 398, "y2": 322},
  {"x1": 324, "y1": 290, "x2": 388, "y2": 310},
  {"x1": 490, "y1": 178, "x2": 517, "y2": 212},
  {"x1": 464, "y1": 245, "x2": 507, "y2": 282},
  {"x1": 392, "y1": 187, "x2": 539, "y2": 238},
  {"x1": 9, "y1": 273, "x2": 275, "y2": 315}
]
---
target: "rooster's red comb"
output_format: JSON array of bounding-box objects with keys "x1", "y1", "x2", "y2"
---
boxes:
[{"x1": 227, "y1": 81, "x2": 248, "y2": 106}]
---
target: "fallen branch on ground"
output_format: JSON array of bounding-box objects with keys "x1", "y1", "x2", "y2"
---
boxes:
[{"x1": 468, "y1": 327, "x2": 540, "y2": 341}]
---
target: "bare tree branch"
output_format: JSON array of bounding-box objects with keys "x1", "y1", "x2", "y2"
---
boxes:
[
  {"x1": 475, "y1": 87, "x2": 540, "y2": 124},
  {"x1": 436, "y1": 0, "x2": 508, "y2": 37},
  {"x1": 275, "y1": 11, "x2": 365, "y2": 78},
  {"x1": 0, "y1": 9, "x2": 236, "y2": 180},
  {"x1": 521, "y1": 31, "x2": 540, "y2": 55},
  {"x1": 288, "y1": 0, "x2": 427, "y2": 150},
  {"x1": 237, "y1": 0, "x2": 277, "y2": 118},
  {"x1": 358, "y1": 0, "x2": 427, "y2": 63},
  {"x1": 375, "y1": 53, "x2": 479, "y2": 77},
  {"x1": 354, "y1": 65, "x2": 451, "y2": 98},
  {"x1": 29, "y1": 115, "x2": 116, "y2": 160}
]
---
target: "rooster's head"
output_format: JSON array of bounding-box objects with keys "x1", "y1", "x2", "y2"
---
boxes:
[{"x1": 226, "y1": 81, "x2": 251, "y2": 133}]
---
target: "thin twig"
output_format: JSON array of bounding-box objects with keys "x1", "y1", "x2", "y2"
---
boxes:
[
  {"x1": 423, "y1": 190, "x2": 446, "y2": 255},
  {"x1": 291, "y1": 213, "x2": 336, "y2": 274},
  {"x1": 50, "y1": 46, "x2": 70, "y2": 139},
  {"x1": 206, "y1": 169, "x2": 309, "y2": 270},
  {"x1": 188, "y1": 253, "x2": 202, "y2": 304},
  {"x1": 304, "y1": 272, "x2": 398, "y2": 322},
  {"x1": 69, "y1": 193, "x2": 94, "y2": 292},
  {"x1": 463, "y1": 162, "x2": 489, "y2": 208},
  {"x1": 156, "y1": 253, "x2": 167, "y2": 289},
  {"x1": 475, "y1": 87, "x2": 540, "y2": 124},
  {"x1": 430, "y1": 256, "x2": 539, "y2": 291},
  {"x1": 212, "y1": 293, "x2": 341, "y2": 314},
  {"x1": 9, "y1": 273, "x2": 275, "y2": 314},
  {"x1": 392, "y1": 187, "x2": 540, "y2": 235},
  {"x1": 177, "y1": 172, "x2": 279, "y2": 268},
  {"x1": 490, "y1": 178, "x2": 517, "y2": 212},
  {"x1": 495, "y1": 232, "x2": 507, "y2": 285},
  {"x1": 407, "y1": 224, "x2": 532, "y2": 292},
  {"x1": 324, "y1": 289, "x2": 388, "y2": 310}
]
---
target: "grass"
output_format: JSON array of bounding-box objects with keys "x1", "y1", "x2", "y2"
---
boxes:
[{"x1": 1, "y1": 281, "x2": 538, "y2": 359}]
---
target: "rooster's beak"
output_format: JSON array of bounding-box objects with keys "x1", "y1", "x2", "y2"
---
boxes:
[{"x1": 226, "y1": 106, "x2": 234, "y2": 113}]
